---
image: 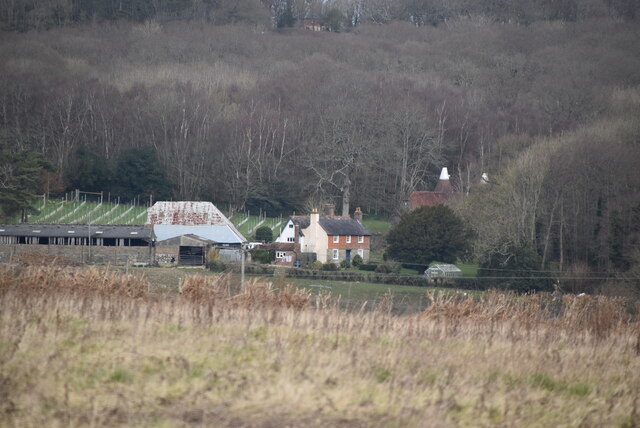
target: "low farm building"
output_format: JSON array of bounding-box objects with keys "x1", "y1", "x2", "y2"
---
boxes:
[
  {"x1": 153, "y1": 224, "x2": 244, "y2": 266},
  {"x1": 0, "y1": 201, "x2": 247, "y2": 267},
  {"x1": 252, "y1": 242, "x2": 297, "y2": 266},
  {"x1": 0, "y1": 224, "x2": 154, "y2": 265}
]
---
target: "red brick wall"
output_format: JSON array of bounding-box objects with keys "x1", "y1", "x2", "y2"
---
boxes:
[{"x1": 327, "y1": 235, "x2": 369, "y2": 250}]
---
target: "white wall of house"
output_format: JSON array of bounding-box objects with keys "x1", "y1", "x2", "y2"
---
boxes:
[
  {"x1": 303, "y1": 211, "x2": 329, "y2": 263},
  {"x1": 275, "y1": 219, "x2": 295, "y2": 243},
  {"x1": 275, "y1": 219, "x2": 305, "y2": 248}
]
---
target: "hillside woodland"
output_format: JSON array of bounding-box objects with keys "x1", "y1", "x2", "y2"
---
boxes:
[{"x1": 1, "y1": 0, "x2": 640, "y2": 284}]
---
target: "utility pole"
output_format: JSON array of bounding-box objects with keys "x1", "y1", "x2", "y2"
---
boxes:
[
  {"x1": 88, "y1": 209, "x2": 91, "y2": 264},
  {"x1": 240, "y1": 243, "x2": 246, "y2": 290}
]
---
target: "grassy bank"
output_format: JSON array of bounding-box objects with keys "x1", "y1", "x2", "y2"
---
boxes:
[
  {"x1": 111, "y1": 266, "x2": 439, "y2": 313},
  {"x1": 1, "y1": 265, "x2": 639, "y2": 427}
]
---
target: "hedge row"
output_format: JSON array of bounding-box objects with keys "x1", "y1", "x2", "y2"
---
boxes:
[{"x1": 240, "y1": 264, "x2": 488, "y2": 290}]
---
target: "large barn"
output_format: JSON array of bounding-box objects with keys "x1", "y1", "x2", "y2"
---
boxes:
[{"x1": 147, "y1": 201, "x2": 246, "y2": 266}]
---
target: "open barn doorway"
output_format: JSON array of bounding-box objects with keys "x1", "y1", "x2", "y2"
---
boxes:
[{"x1": 179, "y1": 246, "x2": 204, "y2": 265}]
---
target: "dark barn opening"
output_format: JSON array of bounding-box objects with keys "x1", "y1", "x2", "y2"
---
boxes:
[{"x1": 179, "y1": 246, "x2": 204, "y2": 265}]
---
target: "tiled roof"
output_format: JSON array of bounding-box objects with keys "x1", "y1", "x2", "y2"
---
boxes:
[
  {"x1": 434, "y1": 179, "x2": 453, "y2": 193},
  {"x1": 147, "y1": 201, "x2": 246, "y2": 241},
  {"x1": 147, "y1": 201, "x2": 226, "y2": 226},
  {"x1": 254, "y1": 242, "x2": 295, "y2": 251},
  {"x1": 290, "y1": 216, "x2": 310, "y2": 229},
  {"x1": 289, "y1": 215, "x2": 370, "y2": 236},
  {"x1": 319, "y1": 217, "x2": 370, "y2": 236},
  {"x1": 406, "y1": 191, "x2": 450, "y2": 209}
]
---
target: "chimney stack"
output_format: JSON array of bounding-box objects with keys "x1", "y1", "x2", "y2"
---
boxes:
[
  {"x1": 323, "y1": 203, "x2": 335, "y2": 217},
  {"x1": 354, "y1": 207, "x2": 363, "y2": 222},
  {"x1": 294, "y1": 223, "x2": 301, "y2": 256},
  {"x1": 310, "y1": 208, "x2": 319, "y2": 225}
]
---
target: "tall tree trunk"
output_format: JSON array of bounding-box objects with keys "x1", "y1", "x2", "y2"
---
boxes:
[{"x1": 341, "y1": 175, "x2": 350, "y2": 217}]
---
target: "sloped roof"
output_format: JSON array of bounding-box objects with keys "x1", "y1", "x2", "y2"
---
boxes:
[
  {"x1": 147, "y1": 201, "x2": 225, "y2": 225},
  {"x1": 147, "y1": 201, "x2": 245, "y2": 241},
  {"x1": 156, "y1": 234, "x2": 215, "y2": 246},
  {"x1": 289, "y1": 215, "x2": 370, "y2": 236},
  {"x1": 0, "y1": 224, "x2": 152, "y2": 239},
  {"x1": 319, "y1": 217, "x2": 370, "y2": 236},
  {"x1": 290, "y1": 216, "x2": 310, "y2": 229},
  {"x1": 406, "y1": 191, "x2": 450, "y2": 209},
  {"x1": 153, "y1": 225, "x2": 243, "y2": 244},
  {"x1": 254, "y1": 242, "x2": 296, "y2": 252},
  {"x1": 434, "y1": 179, "x2": 453, "y2": 193}
]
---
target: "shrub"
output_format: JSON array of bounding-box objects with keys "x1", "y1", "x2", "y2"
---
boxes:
[
  {"x1": 245, "y1": 264, "x2": 276, "y2": 275},
  {"x1": 311, "y1": 261, "x2": 324, "y2": 270},
  {"x1": 375, "y1": 261, "x2": 401, "y2": 274},
  {"x1": 322, "y1": 262, "x2": 339, "y2": 271},
  {"x1": 340, "y1": 259, "x2": 350, "y2": 269},
  {"x1": 208, "y1": 248, "x2": 220, "y2": 261},
  {"x1": 359, "y1": 263, "x2": 377, "y2": 271},
  {"x1": 351, "y1": 254, "x2": 363, "y2": 267},
  {"x1": 251, "y1": 249, "x2": 274, "y2": 264},
  {"x1": 387, "y1": 205, "x2": 471, "y2": 265},
  {"x1": 401, "y1": 262, "x2": 424, "y2": 273},
  {"x1": 255, "y1": 226, "x2": 273, "y2": 243},
  {"x1": 207, "y1": 260, "x2": 227, "y2": 272}
]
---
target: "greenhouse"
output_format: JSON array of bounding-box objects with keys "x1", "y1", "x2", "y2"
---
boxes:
[{"x1": 424, "y1": 264, "x2": 463, "y2": 279}]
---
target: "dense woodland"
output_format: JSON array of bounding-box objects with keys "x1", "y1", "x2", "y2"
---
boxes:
[{"x1": 1, "y1": 0, "x2": 640, "y2": 281}]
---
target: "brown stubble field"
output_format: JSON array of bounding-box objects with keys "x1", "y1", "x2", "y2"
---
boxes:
[{"x1": 1, "y1": 264, "x2": 639, "y2": 427}]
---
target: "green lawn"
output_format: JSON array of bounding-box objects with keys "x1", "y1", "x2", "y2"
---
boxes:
[
  {"x1": 361, "y1": 217, "x2": 391, "y2": 234},
  {"x1": 286, "y1": 277, "x2": 432, "y2": 313},
  {"x1": 400, "y1": 267, "x2": 421, "y2": 274},
  {"x1": 458, "y1": 263, "x2": 480, "y2": 277},
  {"x1": 122, "y1": 266, "x2": 456, "y2": 314},
  {"x1": 271, "y1": 275, "x2": 480, "y2": 314}
]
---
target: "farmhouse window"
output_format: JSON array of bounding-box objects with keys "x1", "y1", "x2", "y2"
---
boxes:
[
  {"x1": 346, "y1": 235, "x2": 351, "y2": 243},
  {"x1": 358, "y1": 235, "x2": 364, "y2": 243},
  {"x1": 333, "y1": 235, "x2": 339, "y2": 243},
  {"x1": 332, "y1": 249, "x2": 339, "y2": 260},
  {"x1": 357, "y1": 249, "x2": 364, "y2": 258},
  {"x1": 276, "y1": 251, "x2": 286, "y2": 259},
  {"x1": 287, "y1": 237, "x2": 295, "y2": 242}
]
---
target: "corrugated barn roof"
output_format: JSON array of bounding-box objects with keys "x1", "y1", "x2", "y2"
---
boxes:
[
  {"x1": 0, "y1": 224, "x2": 152, "y2": 239},
  {"x1": 154, "y1": 225, "x2": 244, "y2": 245}
]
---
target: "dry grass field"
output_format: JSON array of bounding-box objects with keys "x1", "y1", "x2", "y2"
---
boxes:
[{"x1": 1, "y1": 264, "x2": 639, "y2": 427}]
